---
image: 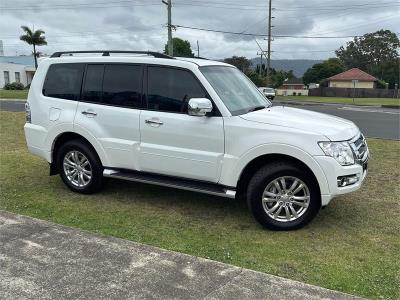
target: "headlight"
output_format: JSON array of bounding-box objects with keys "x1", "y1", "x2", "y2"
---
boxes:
[{"x1": 318, "y1": 141, "x2": 354, "y2": 166}]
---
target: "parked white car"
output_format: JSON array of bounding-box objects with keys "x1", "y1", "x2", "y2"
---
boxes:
[
  {"x1": 24, "y1": 51, "x2": 369, "y2": 230},
  {"x1": 258, "y1": 87, "x2": 276, "y2": 100}
]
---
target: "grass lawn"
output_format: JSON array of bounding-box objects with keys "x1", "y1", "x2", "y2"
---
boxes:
[
  {"x1": 276, "y1": 95, "x2": 400, "y2": 106},
  {"x1": 1, "y1": 111, "x2": 399, "y2": 299},
  {"x1": 0, "y1": 89, "x2": 29, "y2": 100}
]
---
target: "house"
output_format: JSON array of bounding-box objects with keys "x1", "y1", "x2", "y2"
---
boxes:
[
  {"x1": 327, "y1": 68, "x2": 376, "y2": 89},
  {"x1": 276, "y1": 78, "x2": 308, "y2": 96},
  {"x1": 0, "y1": 56, "x2": 36, "y2": 88}
]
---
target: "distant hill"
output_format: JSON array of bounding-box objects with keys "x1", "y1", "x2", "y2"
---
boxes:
[{"x1": 250, "y1": 58, "x2": 322, "y2": 77}]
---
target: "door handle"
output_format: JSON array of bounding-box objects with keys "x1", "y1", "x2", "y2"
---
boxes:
[
  {"x1": 145, "y1": 119, "x2": 163, "y2": 126},
  {"x1": 81, "y1": 110, "x2": 97, "y2": 117}
]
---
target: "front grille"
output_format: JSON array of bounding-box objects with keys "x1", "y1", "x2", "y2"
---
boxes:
[{"x1": 350, "y1": 134, "x2": 369, "y2": 164}]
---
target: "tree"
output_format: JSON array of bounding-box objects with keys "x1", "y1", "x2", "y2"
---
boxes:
[
  {"x1": 164, "y1": 37, "x2": 194, "y2": 57},
  {"x1": 223, "y1": 56, "x2": 251, "y2": 73},
  {"x1": 335, "y1": 29, "x2": 399, "y2": 88},
  {"x1": 19, "y1": 26, "x2": 47, "y2": 69},
  {"x1": 303, "y1": 58, "x2": 344, "y2": 85}
]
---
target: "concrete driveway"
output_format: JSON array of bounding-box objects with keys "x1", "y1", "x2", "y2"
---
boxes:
[{"x1": 0, "y1": 211, "x2": 362, "y2": 299}]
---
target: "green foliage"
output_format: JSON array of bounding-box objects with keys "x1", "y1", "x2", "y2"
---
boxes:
[
  {"x1": 164, "y1": 37, "x2": 194, "y2": 57},
  {"x1": 224, "y1": 58, "x2": 294, "y2": 88},
  {"x1": 20, "y1": 25, "x2": 47, "y2": 69},
  {"x1": 303, "y1": 58, "x2": 344, "y2": 85},
  {"x1": 376, "y1": 80, "x2": 388, "y2": 89},
  {"x1": 224, "y1": 56, "x2": 252, "y2": 73},
  {"x1": 4, "y1": 82, "x2": 25, "y2": 90},
  {"x1": 246, "y1": 72, "x2": 265, "y2": 87},
  {"x1": 335, "y1": 29, "x2": 400, "y2": 88}
]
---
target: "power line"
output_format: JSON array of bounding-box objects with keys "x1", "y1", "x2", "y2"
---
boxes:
[{"x1": 174, "y1": 25, "x2": 398, "y2": 39}]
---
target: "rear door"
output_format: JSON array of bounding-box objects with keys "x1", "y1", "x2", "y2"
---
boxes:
[
  {"x1": 74, "y1": 64, "x2": 143, "y2": 170},
  {"x1": 139, "y1": 66, "x2": 224, "y2": 183}
]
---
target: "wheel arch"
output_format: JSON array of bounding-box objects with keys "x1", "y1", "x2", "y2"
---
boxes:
[
  {"x1": 229, "y1": 143, "x2": 330, "y2": 201},
  {"x1": 237, "y1": 153, "x2": 323, "y2": 197},
  {"x1": 50, "y1": 132, "x2": 105, "y2": 175}
]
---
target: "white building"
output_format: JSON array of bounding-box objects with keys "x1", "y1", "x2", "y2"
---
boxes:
[{"x1": 0, "y1": 56, "x2": 36, "y2": 88}]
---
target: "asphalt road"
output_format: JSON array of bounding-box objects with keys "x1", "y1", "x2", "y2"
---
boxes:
[
  {"x1": 1, "y1": 99, "x2": 399, "y2": 139},
  {"x1": 274, "y1": 101, "x2": 399, "y2": 140}
]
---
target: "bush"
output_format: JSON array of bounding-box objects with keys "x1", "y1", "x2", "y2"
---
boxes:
[
  {"x1": 25, "y1": 83, "x2": 31, "y2": 90},
  {"x1": 4, "y1": 82, "x2": 24, "y2": 90},
  {"x1": 376, "y1": 80, "x2": 388, "y2": 89}
]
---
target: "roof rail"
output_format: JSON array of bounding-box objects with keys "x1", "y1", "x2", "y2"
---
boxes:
[{"x1": 50, "y1": 51, "x2": 174, "y2": 59}]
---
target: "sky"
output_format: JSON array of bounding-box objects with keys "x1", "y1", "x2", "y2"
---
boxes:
[{"x1": 1, "y1": 0, "x2": 399, "y2": 60}]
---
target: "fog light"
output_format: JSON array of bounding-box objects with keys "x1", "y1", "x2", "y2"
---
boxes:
[{"x1": 337, "y1": 174, "x2": 359, "y2": 187}]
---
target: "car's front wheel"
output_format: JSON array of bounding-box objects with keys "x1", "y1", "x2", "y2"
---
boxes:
[
  {"x1": 247, "y1": 162, "x2": 320, "y2": 230},
  {"x1": 57, "y1": 139, "x2": 103, "y2": 194}
]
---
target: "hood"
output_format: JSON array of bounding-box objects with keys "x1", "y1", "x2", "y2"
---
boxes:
[{"x1": 240, "y1": 106, "x2": 359, "y2": 141}]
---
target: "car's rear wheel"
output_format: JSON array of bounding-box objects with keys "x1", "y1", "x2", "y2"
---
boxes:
[
  {"x1": 247, "y1": 162, "x2": 320, "y2": 230},
  {"x1": 57, "y1": 140, "x2": 103, "y2": 194}
]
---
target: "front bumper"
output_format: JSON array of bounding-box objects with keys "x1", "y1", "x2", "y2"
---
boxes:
[{"x1": 314, "y1": 155, "x2": 368, "y2": 206}]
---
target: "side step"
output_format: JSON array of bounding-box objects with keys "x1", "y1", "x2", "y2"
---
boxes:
[{"x1": 103, "y1": 169, "x2": 236, "y2": 199}]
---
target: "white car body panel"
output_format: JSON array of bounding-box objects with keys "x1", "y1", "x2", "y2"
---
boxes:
[
  {"x1": 74, "y1": 102, "x2": 141, "y2": 170},
  {"x1": 139, "y1": 110, "x2": 224, "y2": 182}
]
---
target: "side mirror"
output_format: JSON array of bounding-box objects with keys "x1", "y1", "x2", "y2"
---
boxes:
[{"x1": 188, "y1": 98, "x2": 213, "y2": 116}]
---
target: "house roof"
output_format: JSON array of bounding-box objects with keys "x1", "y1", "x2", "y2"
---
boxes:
[
  {"x1": 328, "y1": 68, "x2": 377, "y2": 82},
  {"x1": 282, "y1": 78, "x2": 304, "y2": 85}
]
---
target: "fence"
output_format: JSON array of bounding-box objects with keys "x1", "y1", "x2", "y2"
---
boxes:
[{"x1": 308, "y1": 87, "x2": 399, "y2": 98}]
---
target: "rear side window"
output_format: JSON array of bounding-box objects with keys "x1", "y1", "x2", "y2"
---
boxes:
[
  {"x1": 82, "y1": 65, "x2": 104, "y2": 103},
  {"x1": 147, "y1": 66, "x2": 206, "y2": 113},
  {"x1": 103, "y1": 65, "x2": 142, "y2": 108},
  {"x1": 43, "y1": 63, "x2": 84, "y2": 100}
]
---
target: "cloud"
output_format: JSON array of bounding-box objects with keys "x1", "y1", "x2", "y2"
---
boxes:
[{"x1": 1, "y1": 0, "x2": 399, "y2": 60}]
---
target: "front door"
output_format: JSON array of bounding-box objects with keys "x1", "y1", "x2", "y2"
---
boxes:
[{"x1": 139, "y1": 66, "x2": 224, "y2": 183}]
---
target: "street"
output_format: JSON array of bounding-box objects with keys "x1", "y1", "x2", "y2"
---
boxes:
[
  {"x1": 274, "y1": 101, "x2": 399, "y2": 140},
  {"x1": 1, "y1": 99, "x2": 399, "y2": 139}
]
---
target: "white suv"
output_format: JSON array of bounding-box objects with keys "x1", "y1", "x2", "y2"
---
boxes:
[{"x1": 24, "y1": 51, "x2": 369, "y2": 230}]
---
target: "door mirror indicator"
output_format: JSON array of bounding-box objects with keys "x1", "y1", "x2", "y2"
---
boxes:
[{"x1": 188, "y1": 98, "x2": 213, "y2": 116}]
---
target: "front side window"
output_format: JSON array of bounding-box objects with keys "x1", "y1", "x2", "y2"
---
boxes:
[
  {"x1": 200, "y1": 66, "x2": 270, "y2": 116},
  {"x1": 4, "y1": 71, "x2": 10, "y2": 85},
  {"x1": 43, "y1": 63, "x2": 85, "y2": 100},
  {"x1": 147, "y1": 66, "x2": 207, "y2": 113},
  {"x1": 15, "y1": 72, "x2": 21, "y2": 83},
  {"x1": 102, "y1": 64, "x2": 142, "y2": 108}
]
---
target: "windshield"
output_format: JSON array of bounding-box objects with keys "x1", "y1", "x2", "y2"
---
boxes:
[
  {"x1": 200, "y1": 66, "x2": 271, "y2": 116},
  {"x1": 264, "y1": 88, "x2": 274, "y2": 93}
]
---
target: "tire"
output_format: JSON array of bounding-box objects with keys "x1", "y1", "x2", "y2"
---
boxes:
[
  {"x1": 57, "y1": 139, "x2": 104, "y2": 194},
  {"x1": 247, "y1": 162, "x2": 320, "y2": 230}
]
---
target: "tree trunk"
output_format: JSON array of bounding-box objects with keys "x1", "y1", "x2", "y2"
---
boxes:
[{"x1": 33, "y1": 44, "x2": 37, "y2": 69}]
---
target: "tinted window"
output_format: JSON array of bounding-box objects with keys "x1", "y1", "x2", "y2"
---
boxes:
[
  {"x1": 103, "y1": 65, "x2": 142, "y2": 108},
  {"x1": 43, "y1": 63, "x2": 84, "y2": 100},
  {"x1": 82, "y1": 65, "x2": 104, "y2": 103},
  {"x1": 148, "y1": 67, "x2": 206, "y2": 113}
]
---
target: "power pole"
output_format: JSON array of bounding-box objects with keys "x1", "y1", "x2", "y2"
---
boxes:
[
  {"x1": 162, "y1": 0, "x2": 173, "y2": 56},
  {"x1": 257, "y1": 51, "x2": 263, "y2": 76},
  {"x1": 255, "y1": 39, "x2": 266, "y2": 78},
  {"x1": 197, "y1": 40, "x2": 200, "y2": 57},
  {"x1": 266, "y1": 0, "x2": 272, "y2": 86}
]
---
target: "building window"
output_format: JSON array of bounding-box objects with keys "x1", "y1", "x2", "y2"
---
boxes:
[
  {"x1": 4, "y1": 71, "x2": 10, "y2": 85},
  {"x1": 15, "y1": 72, "x2": 21, "y2": 83}
]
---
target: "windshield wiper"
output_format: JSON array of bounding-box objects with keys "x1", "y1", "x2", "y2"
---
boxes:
[{"x1": 247, "y1": 105, "x2": 266, "y2": 113}]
